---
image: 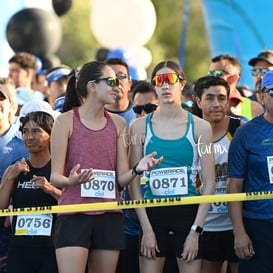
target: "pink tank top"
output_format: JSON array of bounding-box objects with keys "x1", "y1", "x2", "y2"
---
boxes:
[{"x1": 58, "y1": 107, "x2": 121, "y2": 215}]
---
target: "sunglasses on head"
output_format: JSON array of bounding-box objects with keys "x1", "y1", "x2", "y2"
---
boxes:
[
  {"x1": 133, "y1": 103, "x2": 158, "y2": 114},
  {"x1": 262, "y1": 88, "x2": 273, "y2": 97},
  {"x1": 207, "y1": 70, "x2": 230, "y2": 77},
  {"x1": 151, "y1": 73, "x2": 183, "y2": 87},
  {"x1": 91, "y1": 77, "x2": 119, "y2": 87},
  {"x1": 251, "y1": 68, "x2": 270, "y2": 77}
]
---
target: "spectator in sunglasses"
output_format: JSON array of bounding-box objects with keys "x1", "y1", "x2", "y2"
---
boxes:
[
  {"x1": 129, "y1": 60, "x2": 215, "y2": 273},
  {"x1": 132, "y1": 81, "x2": 158, "y2": 118},
  {"x1": 248, "y1": 50, "x2": 273, "y2": 104},
  {"x1": 208, "y1": 54, "x2": 264, "y2": 121}
]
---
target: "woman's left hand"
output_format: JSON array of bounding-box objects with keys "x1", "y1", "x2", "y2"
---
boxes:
[{"x1": 137, "y1": 152, "x2": 163, "y2": 173}]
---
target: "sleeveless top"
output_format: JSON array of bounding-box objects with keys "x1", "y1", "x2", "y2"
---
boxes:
[
  {"x1": 143, "y1": 111, "x2": 200, "y2": 199},
  {"x1": 11, "y1": 160, "x2": 56, "y2": 247},
  {"x1": 58, "y1": 107, "x2": 121, "y2": 215},
  {"x1": 204, "y1": 117, "x2": 240, "y2": 231}
]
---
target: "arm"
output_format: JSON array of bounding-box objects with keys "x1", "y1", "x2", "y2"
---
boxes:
[
  {"x1": 115, "y1": 115, "x2": 162, "y2": 188},
  {"x1": 0, "y1": 158, "x2": 30, "y2": 209},
  {"x1": 128, "y1": 118, "x2": 160, "y2": 259},
  {"x1": 182, "y1": 118, "x2": 216, "y2": 262},
  {"x1": 227, "y1": 177, "x2": 254, "y2": 259},
  {"x1": 31, "y1": 175, "x2": 62, "y2": 200},
  {"x1": 50, "y1": 113, "x2": 93, "y2": 188}
]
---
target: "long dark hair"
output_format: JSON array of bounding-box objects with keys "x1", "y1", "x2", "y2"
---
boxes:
[{"x1": 62, "y1": 61, "x2": 108, "y2": 112}]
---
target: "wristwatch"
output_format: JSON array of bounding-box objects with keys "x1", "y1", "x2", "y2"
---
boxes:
[{"x1": 191, "y1": 224, "x2": 203, "y2": 235}]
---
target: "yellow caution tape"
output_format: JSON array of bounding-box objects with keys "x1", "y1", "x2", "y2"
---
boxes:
[{"x1": 1, "y1": 191, "x2": 273, "y2": 216}]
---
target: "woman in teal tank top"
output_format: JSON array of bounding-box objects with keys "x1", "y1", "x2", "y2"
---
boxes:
[{"x1": 129, "y1": 60, "x2": 215, "y2": 273}]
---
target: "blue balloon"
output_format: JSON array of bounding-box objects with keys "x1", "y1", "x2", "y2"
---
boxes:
[
  {"x1": 129, "y1": 65, "x2": 146, "y2": 80},
  {"x1": 106, "y1": 48, "x2": 130, "y2": 63}
]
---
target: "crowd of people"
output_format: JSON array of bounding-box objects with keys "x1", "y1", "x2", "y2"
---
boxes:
[{"x1": 0, "y1": 49, "x2": 273, "y2": 273}]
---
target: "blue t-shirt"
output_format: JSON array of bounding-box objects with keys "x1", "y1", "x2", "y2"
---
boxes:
[{"x1": 228, "y1": 115, "x2": 273, "y2": 221}]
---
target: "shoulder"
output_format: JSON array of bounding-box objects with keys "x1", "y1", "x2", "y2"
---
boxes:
[
  {"x1": 108, "y1": 112, "x2": 127, "y2": 132},
  {"x1": 250, "y1": 99, "x2": 264, "y2": 117},
  {"x1": 130, "y1": 116, "x2": 146, "y2": 133},
  {"x1": 52, "y1": 110, "x2": 73, "y2": 134}
]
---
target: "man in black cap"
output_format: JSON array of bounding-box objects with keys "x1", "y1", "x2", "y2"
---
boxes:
[{"x1": 248, "y1": 50, "x2": 273, "y2": 103}]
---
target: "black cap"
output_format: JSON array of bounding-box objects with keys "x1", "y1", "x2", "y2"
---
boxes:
[{"x1": 248, "y1": 50, "x2": 273, "y2": 66}]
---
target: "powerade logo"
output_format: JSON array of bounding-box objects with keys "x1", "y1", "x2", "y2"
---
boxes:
[{"x1": 261, "y1": 138, "x2": 273, "y2": 146}]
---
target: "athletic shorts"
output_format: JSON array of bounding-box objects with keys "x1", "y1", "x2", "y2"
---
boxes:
[
  {"x1": 54, "y1": 213, "x2": 125, "y2": 250},
  {"x1": 141, "y1": 205, "x2": 199, "y2": 258},
  {"x1": 199, "y1": 230, "x2": 238, "y2": 262}
]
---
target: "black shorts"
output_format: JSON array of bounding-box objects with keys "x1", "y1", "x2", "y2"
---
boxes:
[
  {"x1": 199, "y1": 230, "x2": 238, "y2": 262},
  {"x1": 142, "y1": 205, "x2": 199, "y2": 258},
  {"x1": 54, "y1": 213, "x2": 125, "y2": 250}
]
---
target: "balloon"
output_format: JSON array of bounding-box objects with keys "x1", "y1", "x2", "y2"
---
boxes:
[
  {"x1": 6, "y1": 8, "x2": 62, "y2": 56},
  {"x1": 106, "y1": 48, "x2": 130, "y2": 63},
  {"x1": 95, "y1": 48, "x2": 109, "y2": 61},
  {"x1": 52, "y1": 0, "x2": 73, "y2": 16},
  {"x1": 91, "y1": 0, "x2": 157, "y2": 49},
  {"x1": 129, "y1": 66, "x2": 147, "y2": 80},
  {"x1": 126, "y1": 46, "x2": 152, "y2": 68}
]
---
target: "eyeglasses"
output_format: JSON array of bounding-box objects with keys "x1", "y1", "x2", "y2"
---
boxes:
[
  {"x1": 251, "y1": 68, "x2": 270, "y2": 77},
  {"x1": 207, "y1": 70, "x2": 230, "y2": 77},
  {"x1": 133, "y1": 103, "x2": 158, "y2": 114},
  {"x1": 90, "y1": 77, "x2": 119, "y2": 87},
  {"x1": 151, "y1": 73, "x2": 183, "y2": 87},
  {"x1": 262, "y1": 88, "x2": 273, "y2": 97},
  {"x1": 116, "y1": 73, "x2": 128, "y2": 80}
]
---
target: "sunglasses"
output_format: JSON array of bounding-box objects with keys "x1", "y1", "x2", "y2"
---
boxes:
[
  {"x1": 133, "y1": 103, "x2": 158, "y2": 114},
  {"x1": 251, "y1": 68, "x2": 270, "y2": 77},
  {"x1": 262, "y1": 88, "x2": 273, "y2": 97},
  {"x1": 151, "y1": 73, "x2": 183, "y2": 87},
  {"x1": 91, "y1": 77, "x2": 119, "y2": 87},
  {"x1": 116, "y1": 73, "x2": 129, "y2": 80},
  {"x1": 207, "y1": 70, "x2": 230, "y2": 77}
]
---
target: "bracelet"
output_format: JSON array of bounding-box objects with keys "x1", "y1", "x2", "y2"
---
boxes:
[{"x1": 132, "y1": 163, "x2": 144, "y2": 176}]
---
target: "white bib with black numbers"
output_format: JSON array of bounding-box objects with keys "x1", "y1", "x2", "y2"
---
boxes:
[
  {"x1": 149, "y1": 167, "x2": 188, "y2": 196},
  {"x1": 81, "y1": 169, "x2": 116, "y2": 199}
]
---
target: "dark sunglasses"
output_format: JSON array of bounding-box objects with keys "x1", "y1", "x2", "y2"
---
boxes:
[
  {"x1": 251, "y1": 68, "x2": 270, "y2": 77},
  {"x1": 262, "y1": 88, "x2": 273, "y2": 97},
  {"x1": 151, "y1": 73, "x2": 183, "y2": 87},
  {"x1": 133, "y1": 103, "x2": 158, "y2": 114},
  {"x1": 91, "y1": 77, "x2": 119, "y2": 87},
  {"x1": 207, "y1": 70, "x2": 230, "y2": 77}
]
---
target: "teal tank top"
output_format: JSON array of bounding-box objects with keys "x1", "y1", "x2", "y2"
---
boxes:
[{"x1": 143, "y1": 111, "x2": 200, "y2": 199}]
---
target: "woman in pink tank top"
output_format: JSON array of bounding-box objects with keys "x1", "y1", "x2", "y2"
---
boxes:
[{"x1": 50, "y1": 61, "x2": 162, "y2": 273}]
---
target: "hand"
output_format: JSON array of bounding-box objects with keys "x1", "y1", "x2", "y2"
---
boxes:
[
  {"x1": 3, "y1": 158, "x2": 29, "y2": 181},
  {"x1": 180, "y1": 231, "x2": 199, "y2": 262},
  {"x1": 137, "y1": 152, "x2": 163, "y2": 173},
  {"x1": 31, "y1": 175, "x2": 51, "y2": 193},
  {"x1": 234, "y1": 232, "x2": 255, "y2": 260},
  {"x1": 67, "y1": 164, "x2": 94, "y2": 185},
  {"x1": 140, "y1": 229, "x2": 160, "y2": 259}
]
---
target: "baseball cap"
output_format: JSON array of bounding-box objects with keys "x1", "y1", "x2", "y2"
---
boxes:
[
  {"x1": 261, "y1": 70, "x2": 273, "y2": 90},
  {"x1": 0, "y1": 84, "x2": 16, "y2": 102},
  {"x1": 19, "y1": 100, "x2": 60, "y2": 120},
  {"x1": 248, "y1": 50, "x2": 273, "y2": 66},
  {"x1": 229, "y1": 88, "x2": 243, "y2": 103},
  {"x1": 54, "y1": 96, "x2": 65, "y2": 112},
  {"x1": 46, "y1": 66, "x2": 72, "y2": 84}
]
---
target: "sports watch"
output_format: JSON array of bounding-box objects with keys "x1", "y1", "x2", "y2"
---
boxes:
[{"x1": 191, "y1": 224, "x2": 203, "y2": 235}]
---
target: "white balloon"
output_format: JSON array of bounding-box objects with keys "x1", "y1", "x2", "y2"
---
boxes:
[
  {"x1": 126, "y1": 46, "x2": 152, "y2": 68},
  {"x1": 91, "y1": 0, "x2": 156, "y2": 49}
]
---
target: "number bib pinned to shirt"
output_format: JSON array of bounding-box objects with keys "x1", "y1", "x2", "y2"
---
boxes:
[
  {"x1": 149, "y1": 167, "x2": 188, "y2": 196},
  {"x1": 81, "y1": 169, "x2": 116, "y2": 199},
  {"x1": 15, "y1": 214, "x2": 53, "y2": 236}
]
